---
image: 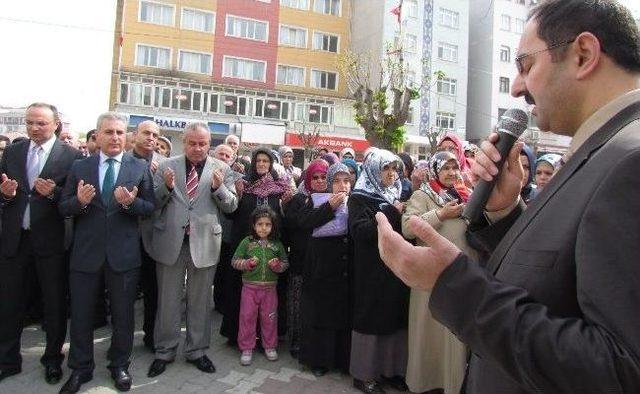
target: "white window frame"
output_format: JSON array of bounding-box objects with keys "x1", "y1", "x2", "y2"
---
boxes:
[
  {"x1": 138, "y1": 0, "x2": 175, "y2": 27},
  {"x1": 312, "y1": 30, "x2": 340, "y2": 53},
  {"x1": 499, "y1": 76, "x2": 510, "y2": 93},
  {"x1": 501, "y1": 14, "x2": 511, "y2": 31},
  {"x1": 280, "y1": 0, "x2": 310, "y2": 10},
  {"x1": 222, "y1": 55, "x2": 267, "y2": 82},
  {"x1": 436, "y1": 111, "x2": 456, "y2": 130},
  {"x1": 436, "y1": 76, "x2": 457, "y2": 96},
  {"x1": 225, "y1": 14, "x2": 269, "y2": 42},
  {"x1": 135, "y1": 43, "x2": 172, "y2": 69},
  {"x1": 500, "y1": 45, "x2": 511, "y2": 62},
  {"x1": 405, "y1": 0, "x2": 418, "y2": 18},
  {"x1": 313, "y1": 0, "x2": 341, "y2": 17},
  {"x1": 177, "y1": 49, "x2": 213, "y2": 75},
  {"x1": 310, "y1": 69, "x2": 338, "y2": 91},
  {"x1": 180, "y1": 7, "x2": 215, "y2": 33},
  {"x1": 278, "y1": 24, "x2": 308, "y2": 48},
  {"x1": 437, "y1": 42, "x2": 458, "y2": 62},
  {"x1": 439, "y1": 8, "x2": 459, "y2": 29},
  {"x1": 276, "y1": 64, "x2": 306, "y2": 86}
]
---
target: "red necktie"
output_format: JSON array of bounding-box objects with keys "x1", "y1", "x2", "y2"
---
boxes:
[{"x1": 185, "y1": 163, "x2": 199, "y2": 234}]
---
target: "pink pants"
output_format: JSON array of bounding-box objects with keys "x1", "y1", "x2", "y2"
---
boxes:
[{"x1": 238, "y1": 283, "x2": 278, "y2": 351}]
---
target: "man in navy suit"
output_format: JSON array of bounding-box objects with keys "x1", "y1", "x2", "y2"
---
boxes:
[
  {"x1": 58, "y1": 112, "x2": 154, "y2": 394},
  {"x1": 0, "y1": 103, "x2": 83, "y2": 384}
]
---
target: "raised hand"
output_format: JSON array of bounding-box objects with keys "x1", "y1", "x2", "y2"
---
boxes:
[
  {"x1": 437, "y1": 201, "x2": 464, "y2": 220},
  {"x1": 150, "y1": 160, "x2": 158, "y2": 174},
  {"x1": 245, "y1": 257, "x2": 258, "y2": 271},
  {"x1": 34, "y1": 178, "x2": 56, "y2": 197},
  {"x1": 163, "y1": 167, "x2": 175, "y2": 190},
  {"x1": 114, "y1": 186, "x2": 138, "y2": 206},
  {"x1": 328, "y1": 192, "x2": 347, "y2": 209},
  {"x1": 0, "y1": 173, "x2": 18, "y2": 198},
  {"x1": 267, "y1": 258, "x2": 281, "y2": 272},
  {"x1": 77, "y1": 180, "x2": 96, "y2": 206},
  {"x1": 212, "y1": 169, "x2": 224, "y2": 190},
  {"x1": 470, "y1": 133, "x2": 524, "y2": 211},
  {"x1": 376, "y1": 213, "x2": 460, "y2": 291}
]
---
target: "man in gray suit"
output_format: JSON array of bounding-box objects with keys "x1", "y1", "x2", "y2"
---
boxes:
[
  {"x1": 376, "y1": 1, "x2": 640, "y2": 393},
  {"x1": 147, "y1": 122, "x2": 238, "y2": 377}
]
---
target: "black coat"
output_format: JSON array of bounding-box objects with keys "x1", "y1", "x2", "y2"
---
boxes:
[
  {"x1": 348, "y1": 193, "x2": 409, "y2": 335},
  {"x1": 0, "y1": 139, "x2": 83, "y2": 258},
  {"x1": 283, "y1": 193, "x2": 335, "y2": 275}
]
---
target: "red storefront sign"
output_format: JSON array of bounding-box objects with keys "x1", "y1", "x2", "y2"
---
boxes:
[{"x1": 285, "y1": 132, "x2": 370, "y2": 152}]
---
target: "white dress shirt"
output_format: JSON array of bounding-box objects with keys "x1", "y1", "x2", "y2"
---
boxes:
[
  {"x1": 23, "y1": 136, "x2": 56, "y2": 229},
  {"x1": 99, "y1": 151, "x2": 124, "y2": 192}
]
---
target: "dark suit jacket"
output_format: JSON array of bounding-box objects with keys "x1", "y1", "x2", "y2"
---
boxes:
[
  {"x1": 0, "y1": 138, "x2": 83, "y2": 258},
  {"x1": 59, "y1": 152, "x2": 154, "y2": 273},
  {"x1": 429, "y1": 101, "x2": 640, "y2": 393}
]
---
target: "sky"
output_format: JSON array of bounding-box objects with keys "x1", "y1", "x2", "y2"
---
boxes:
[{"x1": 0, "y1": 0, "x2": 639, "y2": 133}]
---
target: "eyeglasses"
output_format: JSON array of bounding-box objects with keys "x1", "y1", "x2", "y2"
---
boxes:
[
  {"x1": 25, "y1": 120, "x2": 52, "y2": 127},
  {"x1": 515, "y1": 39, "x2": 575, "y2": 75}
]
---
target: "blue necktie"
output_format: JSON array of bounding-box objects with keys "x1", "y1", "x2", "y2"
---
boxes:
[{"x1": 102, "y1": 158, "x2": 115, "y2": 206}]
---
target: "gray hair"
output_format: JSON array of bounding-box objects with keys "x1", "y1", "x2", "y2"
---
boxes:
[
  {"x1": 224, "y1": 134, "x2": 240, "y2": 144},
  {"x1": 184, "y1": 122, "x2": 210, "y2": 136},
  {"x1": 96, "y1": 112, "x2": 128, "y2": 130}
]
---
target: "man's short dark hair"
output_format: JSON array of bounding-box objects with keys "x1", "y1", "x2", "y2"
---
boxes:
[
  {"x1": 530, "y1": 0, "x2": 640, "y2": 73},
  {"x1": 27, "y1": 102, "x2": 62, "y2": 136},
  {"x1": 86, "y1": 129, "x2": 97, "y2": 141}
]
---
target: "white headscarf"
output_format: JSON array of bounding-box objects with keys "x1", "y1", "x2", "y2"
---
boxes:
[{"x1": 352, "y1": 148, "x2": 402, "y2": 204}]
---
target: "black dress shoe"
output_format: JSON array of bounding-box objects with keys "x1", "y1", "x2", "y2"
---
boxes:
[
  {"x1": 0, "y1": 366, "x2": 21, "y2": 382},
  {"x1": 380, "y1": 375, "x2": 408, "y2": 391},
  {"x1": 353, "y1": 378, "x2": 386, "y2": 394},
  {"x1": 45, "y1": 364, "x2": 63, "y2": 384},
  {"x1": 147, "y1": 359, "x2": 171, "y2": 378},
  {"x1": 186, "y1": 355, "x2": 216, "y2": 373},
  {"x1": 311, "y1": 366, "x2": 328, "y2": 377},
  {"x1": 110, "y1": 367, "x2": 132, "y2": 392},
  {"x1": 59, "y1": 372, "x2": 92, "y2": 394}
]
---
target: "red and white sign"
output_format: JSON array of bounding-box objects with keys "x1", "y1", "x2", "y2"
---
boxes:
[{"x1": 285, "y1": 132, "x2": 370, "y2": 152}]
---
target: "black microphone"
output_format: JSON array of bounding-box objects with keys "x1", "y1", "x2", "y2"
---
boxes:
[{"x1": 462, "y1": 108, "x2": 529, "y2": 225}]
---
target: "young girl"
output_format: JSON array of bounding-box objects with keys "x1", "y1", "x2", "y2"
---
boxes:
[{"x1": 232, "y1": 206, "x2": 289, "y2": 366}]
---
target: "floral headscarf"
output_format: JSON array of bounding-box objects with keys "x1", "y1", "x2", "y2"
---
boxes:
[
  {"x1": 326, "y1": 163, "x2": 351, "y2": 192},
  {"x1": 341, "y1": 158, "x2": 360, "y2": 179},
  {"x1": 536, "y1": 153, "x2": 563, "y2": 170},
  {"x1": 339, "y1": 147, "x2": 355, "y2": 159},
  {"x1": 243, "y1": 148, "x2": 291, "y2": 198},
  {"x1": 421, "y1": 151, "x2": 470, "y2": 205},
  {"x1": 352, "y1": 148, "x2": 402, "y2": 204}
]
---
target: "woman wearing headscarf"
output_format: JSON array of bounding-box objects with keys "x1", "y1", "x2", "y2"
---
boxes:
[
  {"x1": 341, "y1": 157, "x2": 360, "y2": 186},
  {"x1": 299, "y1": 163, "x2": 353, "y2": 377},
  {"x1": 519, "y1": 144, "x2": 538, "y2": 204},
  {"x1": 397, "y1": 153, "x2": 415, "y2": 202},
  {"x1": 340, "y1": 147, "x2": 355, "y2": 160},
  {"x1": 278, "y1": 145, "x2": 302, "y2": 185},
  {"x1": 535, "y1": 153, "x2": 563, "y2": 192},
  {"x1": 220, "y1": 147, "x2": 294, "y2": 344},
  {"x1": 282, "y1": 159, "x2": 330, "y2": 358},
  {"x1": 437, "y1": 133, "x2": 473, "y2": 188},
  {"x1": 348, "y1": 149, "x2": 409, "y2": 394},
  {"x1": 401, "y1": 150, "x2": 477, "y2": 394}
]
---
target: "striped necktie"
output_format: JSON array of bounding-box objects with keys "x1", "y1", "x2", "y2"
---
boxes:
[{"x1": 186, "y1": 163, "x2": 199, "y2": 203}]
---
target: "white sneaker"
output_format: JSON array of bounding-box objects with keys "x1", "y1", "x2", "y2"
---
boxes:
[
  {"x1": 240, "y1": 350, "x2": 253, "y2": 366},
  {"x1": 265, "y1": 348, "x2": 278, "y2": 361}
]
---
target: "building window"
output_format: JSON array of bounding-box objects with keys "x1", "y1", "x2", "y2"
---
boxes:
[
  {"x1": 501, "y1": 14, "x2": 511, "y2": 31},
  {"x1": 178, "y1": 50, "x2": 212, "y2": 74},
  {"x1": 277, "y1": 65, "x2": 305, "y2": 86},
  {"x1": 181, "y1": 8, "x2": 215, "y2": 33},
  {"x1": 440, "y1": 8, "x2": 459, "y2": 28},
  {"x1": 405, "y1": 0, "x2": 418, "y2": 18},
  {"x1": 405, "y1": 34, "x2": 417, "y2": 52},
  {"x1": 437, "y1": 42, "x2": 458, "y2": 62},
  {"x1": 223, "y1": 56, "x2": 267, "y2": 82},
  {"x1": 499, "y1": 77, "x2": 510, "y2": 93},
  {"x1": 139, "y1": 1, "x2": 174, "y2": 26},
  {"x1": 436, "y1": 112, "x2": 455, "y2": 130},
  {"x1": 120, "y1": 83, "x2": 153, "y2": 106},
  {"x1": 255, "y1": 99, "x2": 290, "y2": 120},
  {"x1": 500, "y1": 45, "x2": 511, "y2": 62},
  {"x1": 311, "y1": 70, "x2": 337, "y2": 90},
  {"x1": 312, "y1": 32, "x2": 339, "y2": 53},
  {"x1": 313, "y1": 0, "x2": 341, "y2": 16},
  {"x1": 225, "y1": 15, "x2": 269, "y2": 42},
  {"x1": 436, "y1": 76, "x2": 457, "y2": 96},
  {"x1": 406, "y1": 107, "x2": 415, "y2": 124},
  {"x1": 220, "y1": 95, "x2": 248, "y2": 115},
  {"x1": 280, "y1": 0, "x2": 309, "y2": 10},
  {"x1": 136, "y1": 44, "x2": 171, "y2": 69},
  {"x1": 296, "y1": 103, "x2": 332, "y2": 123},
  {"x1": 514, "y1": 18, "x2": 525, "y2": 34},
  {"x1": 279, "y1": 25, "x2": 307, "y2": 48}
]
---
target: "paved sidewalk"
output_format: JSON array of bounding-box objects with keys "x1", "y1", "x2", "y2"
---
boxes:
[{"x1": 2, "y1": 302, "x2": 405, "y2": 393}]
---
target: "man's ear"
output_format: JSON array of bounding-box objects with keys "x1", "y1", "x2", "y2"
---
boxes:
[{"x1": 573, "y1": 32, "x2": 602, "y2": 80}]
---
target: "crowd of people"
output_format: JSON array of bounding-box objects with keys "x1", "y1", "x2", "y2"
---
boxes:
[
  {"x1": 2, "y1": 1, "x2": 640, "y2": 393},
  {"x1": 0, "y1": 99, "x2": 565, "y2": 394}
]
